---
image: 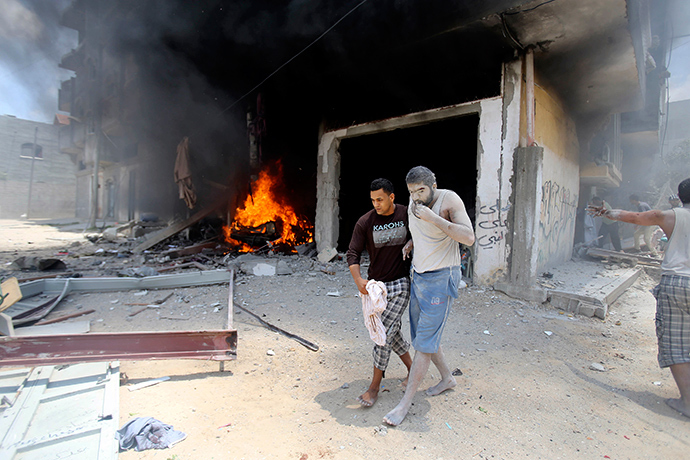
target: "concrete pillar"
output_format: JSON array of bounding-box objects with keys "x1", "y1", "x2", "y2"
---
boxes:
[
  {"x1": 525, "y1": 47, "x2": 536, "y2": 147},
  {"x1": 315, "y1": 131, "x2": 341, "y2": 252},
  {"x1": 495, "y1": 145, "x2": 547, "y2": 302},
  {"x1": 85, "y1": 134, "x2": 100, "y2": 223}
]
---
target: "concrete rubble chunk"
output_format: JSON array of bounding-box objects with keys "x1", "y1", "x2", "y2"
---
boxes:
[
  {"x1": 578, "y1": 302, "x2": 597, "y2": 318},
  {"x1": 317, "y1": 247, "x2": 338, "y2": 263},
  {"x1": 229, "y1": 254, "x2": 294, "y2": 276},
  {"x1": 589, "y1": 362, "x2": 606, "y2": 372}
]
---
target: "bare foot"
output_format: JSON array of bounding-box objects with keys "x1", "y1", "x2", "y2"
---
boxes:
[
  {"x1": 383, "y1": 403, "x2": 409, "y2": 426},
  {"x1": 358, "y1": 389, "x2": 378, "y2": 407},
  {"x1": 666, "y1": 398, "x2": 690, "y2": 418},
  {"x1": 425, "y1": 376, "x2": 456, "y2": 396}
]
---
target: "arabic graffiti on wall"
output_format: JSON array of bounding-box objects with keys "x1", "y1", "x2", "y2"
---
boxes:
[
  {"x1": 476, "y1": 199, "x2": 510, "y2": 250},
  {"x1": 538, "y1": 180, "x2": 577, "y2": 267}
]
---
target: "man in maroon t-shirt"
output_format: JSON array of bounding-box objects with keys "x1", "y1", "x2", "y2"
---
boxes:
[{"x1": 347, "y1": 178, "x2": 412, "y2": 407}]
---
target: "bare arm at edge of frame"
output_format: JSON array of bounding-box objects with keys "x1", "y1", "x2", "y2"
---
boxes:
[{"x1": 588, "y1": 206, "x2": 676, "y2": 238}]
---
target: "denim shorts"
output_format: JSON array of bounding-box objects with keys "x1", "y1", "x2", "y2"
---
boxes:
[{"x1": 409, "y1": 266, "x2": 461, "y2": 353}]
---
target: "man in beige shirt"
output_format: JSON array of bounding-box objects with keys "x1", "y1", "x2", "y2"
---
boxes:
[{"x1": 383, "y1": 166, "x2": 475, "y2": 426}]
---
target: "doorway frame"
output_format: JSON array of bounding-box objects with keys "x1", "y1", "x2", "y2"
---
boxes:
[{"x1": 314, "y1": 60, "x2": 522, "y2": 286}]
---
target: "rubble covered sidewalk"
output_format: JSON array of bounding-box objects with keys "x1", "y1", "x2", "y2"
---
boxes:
[{"x1": 540, "y1": 259, "x2": 646, "y2": 319}]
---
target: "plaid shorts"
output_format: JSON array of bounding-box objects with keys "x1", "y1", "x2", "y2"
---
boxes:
[
  {"x1": 653, "y1": 274, "x2": 690, "y2": 368},
  {"x1": 373, "y1": 277, "x2": 411, "y2": 371}
]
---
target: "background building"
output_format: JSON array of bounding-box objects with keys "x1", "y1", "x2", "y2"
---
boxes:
[
  {"x1": 0, "y1": 115, "x2": 76, "y2": 219},
  {"x1": 54, "y1": 0, "x2": 684, "y2": 298}
]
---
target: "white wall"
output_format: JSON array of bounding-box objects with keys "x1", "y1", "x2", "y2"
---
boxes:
[{"x1": 473, "y1": 60, "x2": 522, "y2": 285}]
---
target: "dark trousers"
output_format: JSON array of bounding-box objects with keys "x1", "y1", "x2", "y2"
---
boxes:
[{"x1": 598, "y1": 222, "x2": 621, "y2": 251}]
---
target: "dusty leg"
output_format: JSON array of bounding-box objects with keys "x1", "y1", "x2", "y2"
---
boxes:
[
  {"x1": 426, "y1": 346, "x2": 457, "y2": 396},
  {"x1": 666, "y1": 362, "x2": 690, "y2": 418},
  {"x1": 633, "y1": 227, "x2": 642, "y2": 251},
  {"x1": 384, "y1": 351, "x2": 431, "y2": 426},
  {"x1": 358, "y1": 367, "x2": 383, "y2": 407},
  {"x1": 644, "y1": 227, "x2": 658, "y2": 256},
  {"x1": 399, "y1": 351, "x2": 412, "y2": 389}
]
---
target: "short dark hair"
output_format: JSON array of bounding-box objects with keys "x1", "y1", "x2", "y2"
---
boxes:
[
  {"x1": 679, "y1": 178, "x2": 690, "y2": 204},
  {"x1": 629, "y1": 194, "x2": 640, "y2": 202},
  {"x1": 370, "y1": 178, "x2": 394, "y2": 194},
  {"x1": 405, "y1": 166, "x2": 436, "y2": 188}
]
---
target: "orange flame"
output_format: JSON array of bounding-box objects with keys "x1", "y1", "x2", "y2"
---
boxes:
[{"x1": 223, "y1": 161, "x2": 313, "y2": 252}]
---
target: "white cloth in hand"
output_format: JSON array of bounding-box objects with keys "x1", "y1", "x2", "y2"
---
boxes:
[{"x1": 361, "y1": 279, "x2": 387, "y2": 346}]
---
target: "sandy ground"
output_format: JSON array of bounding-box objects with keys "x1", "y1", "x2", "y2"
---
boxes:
[{"x1": 1, "y1": 218, "x2": 689, "y2": 459}]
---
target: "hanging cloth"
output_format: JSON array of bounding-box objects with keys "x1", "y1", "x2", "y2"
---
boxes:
[{"x1": 174, "y1": 136, "x2": 197, "y2": 209}]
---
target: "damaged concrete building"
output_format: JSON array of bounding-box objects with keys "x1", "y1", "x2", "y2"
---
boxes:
[
  {"x1": 0, "y1": 115, "x2": 76, "y2": 219},
  {"x1": 55, "y1": 0, "x2": 683, "y2": 298}
]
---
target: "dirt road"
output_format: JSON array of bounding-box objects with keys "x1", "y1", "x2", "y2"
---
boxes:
[{"x1": 1, "y1": 219, "x2": 688, "y2": 459}]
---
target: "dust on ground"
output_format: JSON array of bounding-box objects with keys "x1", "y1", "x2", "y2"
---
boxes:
[{"x1": 1, "y1": 218, "x2": 689, "y2": 459}]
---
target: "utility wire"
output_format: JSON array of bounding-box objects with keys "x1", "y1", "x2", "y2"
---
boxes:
[
  {"x1": 98, "y1": 0, "x2": 371, "y2": 158},
  {"x1": 503, "y1": 0, "x2": 559, "y2": 16},
  {"x1": 218, "y1": 0, "x2": 370, "y2": 117},
  {"x1": 499, "y1": 0, "x2": 561, "y2": 50}
]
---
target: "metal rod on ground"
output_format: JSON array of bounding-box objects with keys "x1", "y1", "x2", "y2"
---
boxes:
[
  {"x1": 128, "y1": 306, "x2": 149, "y2": 317},
  {"x1": 125, "y1": 292, "x2": 175, "y2": 307},
  {"x1": 234, "y1": 302, "x2": 319, "y2": 352},
  {"x1": 158, "y1": 262, "x2": 209, "y2": 272},
  {"x1": 35, "y1": 309, "x2": 95, "y2": 326}
]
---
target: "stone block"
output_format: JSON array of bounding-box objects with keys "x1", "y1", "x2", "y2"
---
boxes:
[
  {"x1": 494, "y1": 282, "x2": 547, "y2": 303},
  {"x1": 577, "y1": 302, "x2": 597, "y2": 318},
  {"x1": 317, "y1": 247, "x2": 338, "y2": 263}
]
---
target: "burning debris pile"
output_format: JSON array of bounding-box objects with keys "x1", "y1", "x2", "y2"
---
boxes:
[
  {"x1": 224, "y1": 162, "x2": 314, "y2": 254},
  {"x1": 124, "y1": 159, "x2": 315, "y2": 260}
]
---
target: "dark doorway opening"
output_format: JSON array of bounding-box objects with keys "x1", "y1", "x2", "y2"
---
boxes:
[{"x1": 337, "y1": 114, "x2": 479, "y2": 253}]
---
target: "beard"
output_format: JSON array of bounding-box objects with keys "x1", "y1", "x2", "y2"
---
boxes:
[{"x1": 416, "y1": 189, "x2": 434, "y2": 207}]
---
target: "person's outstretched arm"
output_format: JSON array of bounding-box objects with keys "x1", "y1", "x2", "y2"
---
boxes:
[{"x1": 588, "y1": 205, "x2": 676, "y2": 237}]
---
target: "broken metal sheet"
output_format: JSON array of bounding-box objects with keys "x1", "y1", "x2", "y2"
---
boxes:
[
  {"x1": 3, "y1": 280, "x2": 71, "y2": 326},
  {"x1": 0, "y1": 367, "x2": 31, "y2": 409},
  {"x1": 23, "y1": 269, "x2": 233, "y2": 293},
  {"x1": 0, "y1": 361, "x2": 119, "y2": 460},
  {"x1": 0, "y1": 330, "x2": 237, "y2": 367},
  {"x1": 12, "y1": 320, "x2": 90, "y2": 337},
  {"x1": 5, "y1": 270, "x2": 233, "y2": 326}
]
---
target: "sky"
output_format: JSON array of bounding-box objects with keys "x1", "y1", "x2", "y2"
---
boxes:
[
  {"x1": 0, "y1": 0, "x2": 75, "y2": 123},
  {"x1": 668, "y1": 36, "x2": 690, "y2": 102},
  {"x1": 1, "y1": 0, "x2": 689, "y2": 123}
]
